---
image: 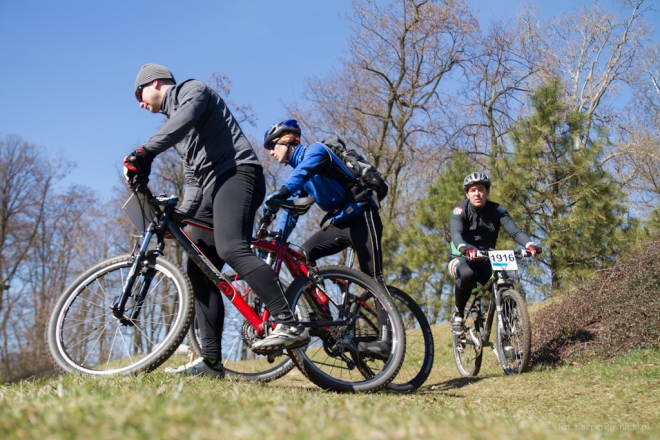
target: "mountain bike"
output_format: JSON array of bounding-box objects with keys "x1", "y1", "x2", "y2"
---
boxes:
[
  {"x1": 189, "y1": 205, "x2": 432, "y2": 391},
  {"x1": 340, "y1": 240, "x2": 434, "y2": 392},
  {"x1": 46, "y1": 185, "x2": 405, "y2": 393},
  {"x1": 452, "y1": 249, "x2": 534, "y2": 377}
]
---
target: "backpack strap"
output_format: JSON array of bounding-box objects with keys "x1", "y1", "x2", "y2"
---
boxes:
[{"x1": 321, "y1": 145, "x2": 358, "y2": 182}]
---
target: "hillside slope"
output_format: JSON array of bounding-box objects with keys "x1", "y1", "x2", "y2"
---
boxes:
[{"x1": 531, "y1": 240, "x2": 660, "y2": 365}]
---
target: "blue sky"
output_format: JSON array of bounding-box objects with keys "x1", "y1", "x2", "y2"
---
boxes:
[{"x1": 0, "y1": 0, "x2": 655, "y2": 200}]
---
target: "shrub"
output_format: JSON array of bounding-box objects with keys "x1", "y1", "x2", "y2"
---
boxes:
[{"x1": 531, "y1": 240, "x2": 660, "y2": 365}]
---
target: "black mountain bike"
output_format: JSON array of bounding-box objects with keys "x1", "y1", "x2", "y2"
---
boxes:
[
  {"x1": 341, "y1": 243, "x2": 434, "y2": 392},
  {"x1": 452, "y1": 249, "x2": 535, "y2": 377}
]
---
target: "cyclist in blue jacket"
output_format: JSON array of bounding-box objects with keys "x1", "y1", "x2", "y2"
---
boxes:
[{"x1": 263, "y1": 119, "x2": 390, "y2": 359}]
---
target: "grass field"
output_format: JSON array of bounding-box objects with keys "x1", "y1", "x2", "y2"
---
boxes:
[{"x1": 1, "y1": 324, "x2": 658, "y2": 440}]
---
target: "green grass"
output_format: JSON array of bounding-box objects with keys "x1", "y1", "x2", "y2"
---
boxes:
[{"x1": 1, "y1": 324, "x2": 658, "y2": 440}]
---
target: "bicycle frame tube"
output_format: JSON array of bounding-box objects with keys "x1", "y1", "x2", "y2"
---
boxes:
[
  {"x1": 250, "y1": 238, "x2": 309, "y2": 280},
  {"x1": 168, "y1": 218, "x2": 268, "y2": 334},
  {"x1": 479, "y1": 276, "x2": 497, "y2": 343}
]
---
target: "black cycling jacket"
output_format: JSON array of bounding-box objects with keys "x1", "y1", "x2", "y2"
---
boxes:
[
  {"x1": 450, "y1": 198, "x2": 533, "y2": 255},
  {"x1": 140, "y1": 79, "x2": 261, "y2": 213}
]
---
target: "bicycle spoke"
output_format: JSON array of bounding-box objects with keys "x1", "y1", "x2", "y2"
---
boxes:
[{"x1": 49, "y1": 256, "x2": 193, "y2": 375}]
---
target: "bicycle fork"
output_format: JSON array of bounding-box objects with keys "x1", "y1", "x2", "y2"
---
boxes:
[
  {"x1": 488, "y1": 279, "x2": 512, "y2": 363},
  {"x1": 112, "y1": 229, "x2": 158, "y2": 326}
]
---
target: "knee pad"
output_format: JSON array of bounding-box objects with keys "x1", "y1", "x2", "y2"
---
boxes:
[{"x1": 448, "y1": 258, "x2": 461, "y2": 279}]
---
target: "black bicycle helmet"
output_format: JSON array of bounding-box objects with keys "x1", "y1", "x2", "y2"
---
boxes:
[
  {"x1": 462, "y1": 172, "x2": 492, "y2": 191},
  {"x1": 263, "y1": 119, "x2": 301, "y2": 150}
]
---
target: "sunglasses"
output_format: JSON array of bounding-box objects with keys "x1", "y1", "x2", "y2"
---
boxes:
[
  {"x1": 266, "y1": 137, "x2": 281, "y2": 151},
  {"x1": 135, "y1": 84, "x2": 147, "y2": 102}
]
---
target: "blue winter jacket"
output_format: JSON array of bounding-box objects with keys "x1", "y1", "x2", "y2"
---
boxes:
[{"x1": 275, "y1": 142, "x2": 369, "y2": 232}]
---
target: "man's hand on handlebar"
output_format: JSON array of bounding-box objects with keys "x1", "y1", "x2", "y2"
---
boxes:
[
  {"x1": 123, "y1": 147, "x2": 155, "y2": 191},
  {"x1": 526, "y1": 243, "x2": 542, "y2": 257},
  {"x1": 459, "y1": 244, "x2": 478, "y2": 260},
  {"x1": 257, "y1": 210, "x2": 275, "y2": 239}
]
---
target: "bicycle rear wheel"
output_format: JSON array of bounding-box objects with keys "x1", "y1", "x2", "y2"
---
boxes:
[
  {"x1": 286, "y1": 265, "x2": 405, "y2": 393},
  {"x1": 47, "y1": 254, "x2": 194, "y2": 375},
  {"x1": 386, "y1": 286, "x2": 434, "y2": 392},
  {"x1": 495, "y1": 289, "x2": 531, "y2": 374},
  {"x1": 187, "y1": 270, "x2": 294, "y2": 382},
  {"x1": 452, "y1": 303, "x2": 484, "y2": 377}
]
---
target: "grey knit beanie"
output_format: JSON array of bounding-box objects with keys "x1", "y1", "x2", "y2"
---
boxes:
[{"x1": 134, "y1": 63, "x2": 176, "y2": 91}]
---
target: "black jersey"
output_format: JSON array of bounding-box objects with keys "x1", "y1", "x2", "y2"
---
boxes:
[{"x1": 450, "y1": 199, "x2": 532, "y2": 255}]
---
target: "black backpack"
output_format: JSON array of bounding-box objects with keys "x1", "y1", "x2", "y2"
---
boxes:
[{"x1": 321, "y1": 135, "x2": 389, "y2": 203}]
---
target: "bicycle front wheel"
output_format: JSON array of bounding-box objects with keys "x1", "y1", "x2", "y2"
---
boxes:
[
  {"x1": 47, "y1": 254, "x2": 194, "y2": 376},
  {"x1": 452, "y1": 304, "x2": 483, "y2": 377},
  {"x1": 187, "y1": 270, "x2": 294, "y2": 382},
  {"x1": 495, "y1": 289, "x2": 531, "y2": 375},
  {"x1": 386, "y1": 286, "x2": 434, "y2": 392},
  {"x1": 286, "y1": 265, "x2": 406, "y2": 393}
]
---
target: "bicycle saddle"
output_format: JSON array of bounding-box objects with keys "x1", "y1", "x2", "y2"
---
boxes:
[
  {"x1": 266, "y1": 197, "x2": 316, "y2": 215},
  {"x1": 333, "y1": 237, "x2": 352, "y2": 247}
]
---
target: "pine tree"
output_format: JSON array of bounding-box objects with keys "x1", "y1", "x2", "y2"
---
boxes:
[{"x1": 491, "y1": 80, "x2": 637, "y2": 292}]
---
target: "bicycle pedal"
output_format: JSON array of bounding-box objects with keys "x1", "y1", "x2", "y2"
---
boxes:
[{"x1": 267, "y1": 350, "x2": 284, "y2": 363}]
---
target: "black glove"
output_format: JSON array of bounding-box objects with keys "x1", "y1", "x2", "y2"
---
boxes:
[
  {"x1": 526, "y1": 244, "x2": 542, "y2": 256},
  {"x1": 263, "y1": 187, "x2": 290, "y2": 214},
  {"x1": 123, "y1": 147, "x2": 155, "y2": 188}
]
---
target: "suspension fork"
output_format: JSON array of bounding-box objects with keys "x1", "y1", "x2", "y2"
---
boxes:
[
  {"x1": 111, "y1": 226, "x2": 158, "y2": 323},
  {"x1": 493, "y1": 271, "x2": 513, "y2": 336},
  {"x1": 484, "y1": 272, "x2": 512, "y2": 353},
  {"x1": 112, "y1": 196, "x2": 172, "y2": 323}
]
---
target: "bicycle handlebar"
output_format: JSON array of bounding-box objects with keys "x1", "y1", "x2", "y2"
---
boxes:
[{"x1": 474, "y1": 249, "x2": 535, "y2": 260}]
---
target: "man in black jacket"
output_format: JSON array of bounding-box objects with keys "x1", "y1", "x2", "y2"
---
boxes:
[
  {"x1": 123, "y1": 64, "x2": 309, "y2": 377},
  {"x1": 448, "y1": 172, "x2": 541, "y2": 335}
]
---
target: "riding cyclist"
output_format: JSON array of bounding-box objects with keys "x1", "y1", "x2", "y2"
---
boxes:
[
  {"x1": 123, "y1": 64, "x2": 309, "y2": 377},
  {"x1": 448, "y1": 172, "x2": 541, "y2": 335},
  {"x1": 262, "y1": 119, "x2": 391, "y2": 359}
]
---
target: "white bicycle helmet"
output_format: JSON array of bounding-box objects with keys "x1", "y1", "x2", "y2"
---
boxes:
[{"x1": 463, "y1": 172, "x2": 491, "y2": 191}]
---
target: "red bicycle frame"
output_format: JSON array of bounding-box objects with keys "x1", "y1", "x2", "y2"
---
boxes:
[{"x1": 176, "y1": 208, "x2": 328, "y2": 337}]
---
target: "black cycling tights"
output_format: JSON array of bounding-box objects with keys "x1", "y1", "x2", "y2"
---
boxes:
[
  {"x1": 301, "y1": 206, "x2": 390, "y2": 340},
  {"x1": 453, "y1": 258, "x2": 492, "y2": 316},
  {"x1": 301, "y1": 205, "x2": 385, "y2": 286},
  {"x1": 187, "y1": 165, "x2": 295, "y2": 361}
]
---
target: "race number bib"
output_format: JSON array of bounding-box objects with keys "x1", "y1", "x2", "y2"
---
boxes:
[{"x1": 489, "y1": 250, "x2": 518, "y2": 271}]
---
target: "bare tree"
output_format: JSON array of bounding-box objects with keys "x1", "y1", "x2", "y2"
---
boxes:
[
  {"x1": 620, "y1": 42, "x2": 660, "y2": 213},
  {"x1": 289, "y1": 0, "x2": 479, "y2": 221},
  {"x1": 520, "y1": 0, "x2": 653, "y2": 149},
  {"x1": 633, "y1": 42, "x2": 660, "y2": 126},
  {"x1": 0, "y1": 135, "x2": 69, "y2": 377},
  {"x1": 456, "y1": 19, "x2": 538, "y2": 162},
  {"x1": 6, "y1": 187, "x2": 108, "y2": 380}
]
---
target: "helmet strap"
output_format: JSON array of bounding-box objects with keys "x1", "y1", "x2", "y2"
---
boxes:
[{"x1": 284, "y1": 143, "x2": 296, "y2": 164}]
